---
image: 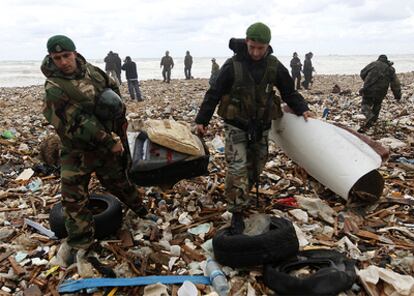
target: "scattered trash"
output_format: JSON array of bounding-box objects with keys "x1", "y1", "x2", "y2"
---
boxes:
[
  {"x1": 206, "y1": 258, "x2": 229, "y2": 296},
  {"x1": 15, "y1": 168, "x2": 34, "y2": 181},
  {"x1": 211, "y1": 135, "x2": 225, "y2": 153},
  {"x1": 24, "y1": 218, "x2": 56, "y2": 239},
  {"x1": 358, "y1": 265, "x2": 414, "y2": 295},
  {"x1": 177, "y1": 281, "x2": 199, "y2": 296},
  {"x1": 1, "y1": 129, "x2": 15, "y2": 139},
  {"x1": 1, "y1": 77, "x2": 413, "y2": 295}
]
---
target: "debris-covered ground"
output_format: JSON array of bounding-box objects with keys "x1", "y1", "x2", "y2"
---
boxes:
[{"x1": 0, "y1": 74, "x2": 413, "y2": 295}]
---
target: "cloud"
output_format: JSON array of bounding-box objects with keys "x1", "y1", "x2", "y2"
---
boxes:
[{"x1": 0, "y1": 0, "x2": 414, "y2": 60}]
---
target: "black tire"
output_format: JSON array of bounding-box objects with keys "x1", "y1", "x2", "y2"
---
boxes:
[
  {"x1": 49, "y1": 193, "x2": 123, "y2": 239},
  {"x1": 212, "y1": 217, "x2": 299, "y2": 268},
  {"x1": 263, "y1": 249, "x2": 356, "y2": 296}
]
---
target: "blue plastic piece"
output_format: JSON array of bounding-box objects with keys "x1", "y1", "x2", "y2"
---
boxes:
[{"x1": 59, "y1": 275, "x2": 211, "y2": 293}]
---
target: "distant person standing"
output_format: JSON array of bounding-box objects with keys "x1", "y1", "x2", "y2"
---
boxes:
[
  {"x1": 209, "y1": 58, "x2": 220, "y2": 86},
  {"x1": 160, "y1": 51, "x2": 174, "y2": 83},
  {"x1": 358, "y1": 55, "x2": 401, "y2": 133},
  {"x1": 184, "y1": 50, "x2": 193, "y2": 79},
  {"x1": 122, "y1": 56, "x2": 142, "y2": 101},
  {"x1": 302, "y1": 52, "x2": 314, "y2": 90},
  {"x1": 290, "y1": 52, "x2": 302, "y2": 90},
  {"x1": 104, "y1": 51, "x2": 120, "y2": 85},
  {"x1": 113, "y1": 52, "x2": 122, "y2": 84}
]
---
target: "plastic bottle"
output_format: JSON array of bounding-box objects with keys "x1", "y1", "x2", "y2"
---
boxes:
[{"x1": 205, "y1": 258, "x2": 229, "y2": 296}]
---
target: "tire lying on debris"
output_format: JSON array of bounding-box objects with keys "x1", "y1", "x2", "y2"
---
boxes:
[
  {"x1": 263, "y1": 249, "x2": 356, "y2": 296},
  {"x1": 49, "y1": 193, "x2": 123, "y2": 239},
  {"x1": 213, "y1": 217, "x2": 299, "y2": 268}
]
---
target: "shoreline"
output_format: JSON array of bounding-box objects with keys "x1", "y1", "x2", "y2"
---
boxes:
[{"x1": 1, "y1": 71, "x2": 414, "y2": 90}]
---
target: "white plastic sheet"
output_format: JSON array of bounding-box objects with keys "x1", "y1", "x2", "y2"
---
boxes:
[
  {"x1": 358, "y1": 265, "x2": 414, "y2": 296},
  {"x1": 269, "y1": 113, "x2": 382, "y2": 200}
]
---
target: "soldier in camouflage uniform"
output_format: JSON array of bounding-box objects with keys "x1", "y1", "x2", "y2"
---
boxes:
[
  {"x1": 358, "y1": 55, "x2": 401, "y2": 133},
  {"x1": 160, "y1": 50, "x2": 174, "y2": 83},
  {"x1": 41, "y1": 35, "x2": 147, "y2": 264},
  {"x1": 195, "y1": 23, "x2": 312, "y2": 234}
]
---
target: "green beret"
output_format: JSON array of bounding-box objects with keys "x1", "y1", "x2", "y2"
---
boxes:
[
  {"x1": 47, "y1": 35, "x2": 76, "y2": 53},
  {"x1": 246, "y1": 22, "x2": 271, "y2": 44}
]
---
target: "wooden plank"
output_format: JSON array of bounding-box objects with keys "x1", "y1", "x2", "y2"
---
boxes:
[{"x1": 8, "y1": 256, "x2": 25, "y2": 276}]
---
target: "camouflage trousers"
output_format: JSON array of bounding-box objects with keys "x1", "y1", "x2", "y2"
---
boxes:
[
  {"x1": 361, "y1": 96, "x2": 383, "y2": 127},
  {"x1": 60, "y1": 148, "x2": 141, "y2": 249},
  {"x1": 224, "y1": 124, "x2": 269, "y2": 212}
]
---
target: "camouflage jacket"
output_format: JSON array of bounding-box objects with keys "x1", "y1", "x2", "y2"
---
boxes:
[
  {"x1": 360, "y1": 60, "x2": 401, "y2": 99},
  {"x1": 41, "y1": 53, "x2": 123, "y2": 151}
]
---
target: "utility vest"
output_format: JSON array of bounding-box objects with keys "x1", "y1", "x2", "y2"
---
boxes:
[
  {"x1": 217, "y1": 55, "x2": 283, "y2": 131},
  {"x1": 46, "y1": 63, "x2": 108, "y2": 115},
  {"x1": 46, "y1": 64, "x2": 125, "y2": 134}
]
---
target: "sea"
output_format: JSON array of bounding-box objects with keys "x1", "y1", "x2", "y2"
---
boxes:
[{"x1": 1, "y1": 55, "x2": 414, "y2": 88}]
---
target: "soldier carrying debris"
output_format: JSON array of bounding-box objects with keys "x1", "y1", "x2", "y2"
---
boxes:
[
  {"x1": 195, "y1": 23, "x2": 313, "y2": 234},
  {"x1": 41, "y1": 35, "x2": 148, "y2": 272}
]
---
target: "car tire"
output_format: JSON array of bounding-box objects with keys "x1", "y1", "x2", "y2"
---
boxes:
[
  {"x1": 49, "y1": 193, "x2": 123, "y2": 239},
  {"x1": 263, "y1": 249, "x2": 356, "y2": 296},
  {"x1": 212, "y1": 216, "x2": 299, "y2": 268}
]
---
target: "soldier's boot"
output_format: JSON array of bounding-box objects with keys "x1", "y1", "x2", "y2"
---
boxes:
[
  {"x1": 358, "y1": 118, "x2": 374, "y2": 133},
  {"x1": 50, "y1": 240, "x2": 76, "y2": 267},
  {"x1": 230, "y1": 211, "x2": 245, "y2": 235},
  {"x1": 76, "y1": 249, "x2": 95, "y2": 278}
]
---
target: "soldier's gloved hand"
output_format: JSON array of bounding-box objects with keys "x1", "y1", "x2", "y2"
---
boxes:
[{"x1": 358, "y1": 88, "x2": 364, "y2": 96}]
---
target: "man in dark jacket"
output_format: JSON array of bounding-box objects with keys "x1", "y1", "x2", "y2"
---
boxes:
[
  {"x1": 41, "y1": 35, "x2": 147, "y2": 270},
  {"x1": 290, "y1": 52, "x2": 302, "y2": 90},
  {"x1": 302, "y1": 52, "x2": 314, "y2": 90},
  {"x1": 122, "y1": 56, "x2": 142, "y2": 101},
  {"x1": 358, "y1": 55, "x2": 401, "y2": 132},
  {"x1": 184, "y1": 50, "x2": 193, "y2": 79},
  {"x1": 104, "y1": 51, "x2": 119, "y2": 85},
  {"x1": 160, "y1": 51, "x2": 174, "y2": 83},
  {"x1": 195, "y1": 23, "x2": 312, "y2": 234}
]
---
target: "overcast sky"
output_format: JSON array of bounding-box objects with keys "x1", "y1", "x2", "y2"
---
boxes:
[{"x1": 1, "y1": 0, "x2": 414, "y2": 60}]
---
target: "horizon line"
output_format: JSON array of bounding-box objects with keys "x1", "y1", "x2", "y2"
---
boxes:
[{"x1": 2, "y1": 53, "x2": 414, "y2": 62}]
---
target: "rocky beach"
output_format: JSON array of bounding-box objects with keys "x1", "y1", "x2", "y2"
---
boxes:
[{"x1": 0, "y1": 74, "x2": 413, "y2": 295}]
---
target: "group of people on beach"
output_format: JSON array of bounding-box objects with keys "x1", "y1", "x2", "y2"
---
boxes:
[
  {"x1": 104, "y1": 49, "x2": 221, "y2": 100},
  {"x1": 41, "y1": 21, "x2": 401, "y2": 274},
  {"x1": 289, "y1": 51, "x2": 315, "y2": 90}
]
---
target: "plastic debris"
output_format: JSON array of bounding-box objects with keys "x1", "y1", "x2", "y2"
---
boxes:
[
  {"x1": 177, "y1": 281, "x2": 199, "y2": 296},
  {"x1": 358, "y1": 265, "x2": 414, "y2": 295},
  {"x1": 15, "y1": 168, "x2": 34, "y2": 181},
  {"x1": 211, "y1": 135, "x2": 225, "y2": 153},
  {"x1": 188, "y1": 223, "x2": 211, "y2": 236}
]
